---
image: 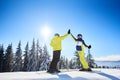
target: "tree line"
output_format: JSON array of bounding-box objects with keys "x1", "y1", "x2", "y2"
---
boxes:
[
  {"x1": 0, "y1": 39, "x2": 96, "y2": 72},
  {"x1": 0, "y1": 39, "x2": 51, "y2": 72}
]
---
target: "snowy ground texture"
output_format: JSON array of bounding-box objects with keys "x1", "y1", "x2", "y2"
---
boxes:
[{"x1": 0, "y1": 69, "x2": 120, "y2": 80}]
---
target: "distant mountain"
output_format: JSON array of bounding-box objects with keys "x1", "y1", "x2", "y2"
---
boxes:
[{"x1": 95, "y1": 61, "x2": 120, "y2": 67}]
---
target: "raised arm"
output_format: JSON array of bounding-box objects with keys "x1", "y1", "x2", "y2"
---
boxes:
[
  {"x1": 60, "y1": 34, "x2": 69, "y2": 40},
  {"x1": 70, "y1": 33, "x2": 77, "y2": 42},
  {"x1": 60, "y1": 29, "x2": 70, "y2": 40}
]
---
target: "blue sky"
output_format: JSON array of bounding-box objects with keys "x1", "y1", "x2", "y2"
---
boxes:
[{"x1": 0, "y1": 0, "x2": 120, "y2": 60}]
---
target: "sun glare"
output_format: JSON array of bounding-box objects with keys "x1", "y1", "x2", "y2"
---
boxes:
[{"x1": 41, "y1": 25, "x2": 52, "y2": 40}]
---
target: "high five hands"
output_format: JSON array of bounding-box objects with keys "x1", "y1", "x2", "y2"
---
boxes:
[{"x1": 68, "y1": 29, "x2": 70, "y2": 34}]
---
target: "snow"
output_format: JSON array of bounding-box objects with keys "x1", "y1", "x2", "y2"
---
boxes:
[{"x1": 0, "y1": 69, "x2": 120, "y2": 80}]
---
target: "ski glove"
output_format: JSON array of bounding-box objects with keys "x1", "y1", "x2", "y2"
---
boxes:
[
  {"x1": 68, "y1": 29, "x2": 70, "y2": 34},
  {"x1": 88, "y1": 45, "x2": 91, "y2": 49}
]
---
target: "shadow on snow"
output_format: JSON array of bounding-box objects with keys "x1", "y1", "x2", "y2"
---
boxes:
[{"x1": 14, "y1": 71, "x2": 120, "y2": 80}]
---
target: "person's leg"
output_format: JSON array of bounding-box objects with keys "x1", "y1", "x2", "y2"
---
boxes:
[
  {"x1": 48, "y1": 50, "x2": 61, "y2": 72},
  {"x1": 78, "y1": 51, "x2": 89, "y2": 69},
  {"x1": 54, "y1": 50, "x2": 61, "y2": 72}
]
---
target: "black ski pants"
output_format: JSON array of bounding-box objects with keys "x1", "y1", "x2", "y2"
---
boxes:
[{"x1": 49, "y1": 50, "x2": 61, "y2": 70}]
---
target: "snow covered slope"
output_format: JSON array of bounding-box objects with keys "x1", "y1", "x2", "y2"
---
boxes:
[{"x1": 0, "y1": 69, "x2": 120, "y2": 80}]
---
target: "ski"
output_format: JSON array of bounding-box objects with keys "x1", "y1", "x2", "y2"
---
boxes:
[{"x1": 79, "y1": 70, "x2": 101, "y2": 72}]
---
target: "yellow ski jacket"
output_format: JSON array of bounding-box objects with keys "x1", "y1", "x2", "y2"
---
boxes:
[{"x1": 50, "y1": 34, "x2": 69, "y2": 51}]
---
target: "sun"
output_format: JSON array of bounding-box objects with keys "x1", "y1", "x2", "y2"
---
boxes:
[{"x1": 40, "y1": 25, "x2": 52, "y2": 41}]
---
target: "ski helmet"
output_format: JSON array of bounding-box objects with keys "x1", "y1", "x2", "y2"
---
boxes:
[
  {"x1": 77, "y1": 34, "x2": 82, "y2": 37},
  {"x1": 54, "y1": 33, "x2": 60, "y2": 36}
]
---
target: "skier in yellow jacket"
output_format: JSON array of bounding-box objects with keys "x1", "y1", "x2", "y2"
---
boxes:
[
  {"x1": 47, "y1": 29, "x2": 70, "y2": 73},
  {"x1": 71, "y1": 33, "x2": 92, "y2": 71}
]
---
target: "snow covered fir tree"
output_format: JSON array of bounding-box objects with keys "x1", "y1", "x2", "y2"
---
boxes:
[
  {"x1": 86, "y1": 49, "x2": 97, "y2": 68},
  {"x1": 23, "y1": 42, "x2": 29, "y2": 71},
  {"x1": 58, "y1": 56, "x2": 69, "y2": 70},
  {"x1": 0, "y1": 45, "x2": 4, "y2": 72},
  {"x1": 13, "y1": 41, "x2": 22, "y2": 71},
  {"x1": 39, "y1": 45, "x2": 51, "y2": 71},
  {"x1": 27, "y1": 39, "x2": 37, "y2": 71},
  {"x1": 3, "y1": 44, "x2": 14, "y2": 72}
]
